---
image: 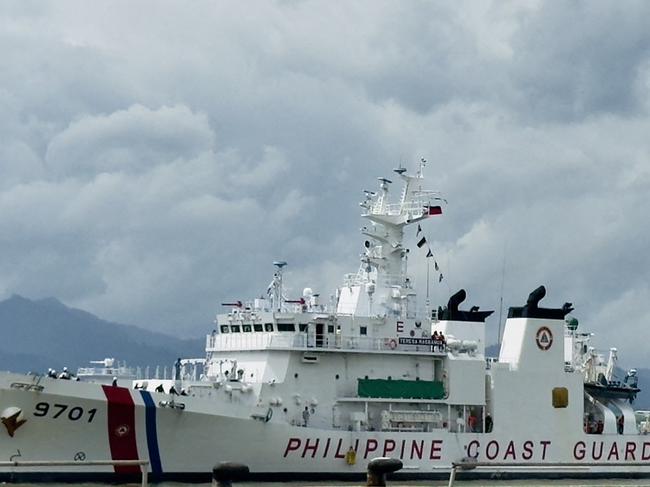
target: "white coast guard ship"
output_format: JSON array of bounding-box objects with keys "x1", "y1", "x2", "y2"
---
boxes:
[
  {"x1": 0, "y1": 160, "x2": 647, "y2": 482},
  {"x1": 76, "y1": 359, "x2": 137, "y2": 385}
]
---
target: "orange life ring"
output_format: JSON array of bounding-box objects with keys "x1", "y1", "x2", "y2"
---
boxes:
[{"x1": 388, "y1": 339, "x2": 397, "y2": 350}]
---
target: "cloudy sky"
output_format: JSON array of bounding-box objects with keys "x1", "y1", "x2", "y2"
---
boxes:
[{"x1": 1, "y1": 1, "x2": 649, "y2": 365}]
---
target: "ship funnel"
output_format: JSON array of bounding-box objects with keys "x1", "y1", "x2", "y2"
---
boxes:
[
  {"x1": 447, "y1": 289, "x2": 467, "y2": 313},
  {"x1": 508, "y1": 286, "x2": 573, "y2": 320},
  {"x1": 439, "y1": 289, "x2": 493, "y2": 323},
  {"x1": 435, "y1": 288, "x2": 491, "y2": 355},
  {"x1": 526, "y1": 285, "x2": 546, "y2": 310}
]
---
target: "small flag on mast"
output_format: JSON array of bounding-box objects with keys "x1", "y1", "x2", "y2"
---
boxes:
[
  {"x1": 417, "y1": 237, "x2": 426, "y2": 248},
  {"x1": 434, "y1": 261, "x2": 439, "y2": 271},
  {"x1": 426, "y1": 249, "x2": 433, "y2": 258},
  {"x1": 439, "y1": 273, "x2": 444, "y2": 283},
  {"x1": 417, "y1": 224, "x2": 422, "y2": 236}
]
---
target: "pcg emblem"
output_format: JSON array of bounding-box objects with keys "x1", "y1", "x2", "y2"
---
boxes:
[
  {"x1": 535, "y1": 326, "x2": 553, "y2": 351},
  {"x1": 115, "y1": 424, "x2": 130, "y2": 437}
]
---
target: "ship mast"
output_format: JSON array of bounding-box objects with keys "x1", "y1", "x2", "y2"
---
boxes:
[
  {"x1": 270, "y1": 261, "x2": 287, "y2": 312},
  {"x1": 338, "y1": 159, "x2": 444, "y2": 318}
]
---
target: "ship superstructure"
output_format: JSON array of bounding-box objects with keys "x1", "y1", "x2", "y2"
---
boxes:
[{"x1": 0, "y1": 161, "x2": 647, "y2": 482}]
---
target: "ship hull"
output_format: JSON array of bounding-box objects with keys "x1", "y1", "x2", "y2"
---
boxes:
[{"x1": 3, "y1": 372, "x2": 650, "y2": 482}]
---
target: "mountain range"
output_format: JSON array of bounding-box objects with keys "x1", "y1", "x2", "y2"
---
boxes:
[{"x1": 0, "y1": 295, "x2": 204, "y2": 375}]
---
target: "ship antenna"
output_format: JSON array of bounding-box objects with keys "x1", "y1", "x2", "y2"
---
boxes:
[
  {"x1": 496, "y1": 242, "x2": 507, "y2": 348},
  {"x1": 417, "y1": 158, "x2": 427, "y2": 178},
  {"x1": 272, "y1": 261, "x2": 288, "y2": 312},
  {"x1": 425, "y1": 258, "x2": 430, "y2": 312}
]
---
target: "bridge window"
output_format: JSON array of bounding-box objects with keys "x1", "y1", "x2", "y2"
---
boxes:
[
  {"x1": 242, "y1": 325, "x2": 252, "y2": 332},
  {"x1": 254, "y1": 324, "x2": 263, "y2": 332},
  {"x1": 360, "y1": 326, "x2": 368, "y2": 336},
  {"x1": 220, "y1": 325, "x2": 229, "y2": 333},
  {"x1": 230, "y1": 325, "x2": 241, "y2": 333},
  {"x1": 265, "y1": 323, "x2": 274, "y2": 332},
  {"x1": 277, "y1": 323, "x2": 296, "y2": 332},
  {"x1": 328, "y1": 324, "x2": 334, "y2": 333},
  {"x1": 299, "y1": 323, "x2": 308, "y2": 332}
]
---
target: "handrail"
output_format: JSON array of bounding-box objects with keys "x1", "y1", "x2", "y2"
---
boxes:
[
  {"x1": 447, "y1": 460, "x2": 650, "y2": 486},
  {"x1": 368, "y1": 197, "x2": 441, "y2": 216},
  {"x1": 207, "y1": 332, "x2": 443, "y2": 354},
  {"x1": 77, "y1": 367, "x2": 136, "y2": 375},
  {"x1": 0, "y1": 460, "x2": 149, "y2": 487}
]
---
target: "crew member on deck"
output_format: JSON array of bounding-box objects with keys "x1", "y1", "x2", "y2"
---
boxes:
[
  {"x1": 439, "y1": 333, "x2": 446, "y2": 352},
  {"x1": 456, "y1": 412, "x2": 464, "y2": 433},
  {"x1": 302, "y1": 406, "x2": 310, "y2": 426},
  {"x1": 468, "y1": 411, "x2": 477, "y2": 432},
  {"x1": 485, "y1": 413, "x2": 493, "y2": 433},
  {"x1": 174, "y1": 358, "x2": 182, "y2": 381}
]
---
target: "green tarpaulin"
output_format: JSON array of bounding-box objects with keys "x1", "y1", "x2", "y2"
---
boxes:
[{"x1": 357, "y1": 378, "x2": 445, "y2": 399}]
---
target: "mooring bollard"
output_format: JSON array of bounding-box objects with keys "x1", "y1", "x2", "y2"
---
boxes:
[
  {"x1": 212, "y1": 462, "x2": 249, "y2": 487},
  {"x1": 367, "y1": 457, "x2": 403, "y2": 487}
]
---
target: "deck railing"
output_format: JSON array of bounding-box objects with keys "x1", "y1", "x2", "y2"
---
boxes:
[
  {"x1": 368, "y1": 194, "x2": 441, "y2": 217},
  {"x1": 207, "y1": 332, "x2": 442, "y2": 354}
]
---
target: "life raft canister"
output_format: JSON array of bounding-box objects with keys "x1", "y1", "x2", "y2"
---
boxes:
[{"x1": 345, "y1": 447, "x2": 356, "y2": 465}]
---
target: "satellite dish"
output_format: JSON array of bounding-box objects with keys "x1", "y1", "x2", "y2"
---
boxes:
[{"x1": 273, "y1": 261, "x2": 287, "y2": 269}]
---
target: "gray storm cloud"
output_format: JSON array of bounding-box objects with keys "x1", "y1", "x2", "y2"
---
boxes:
[
  {"x1": 45, "y1": 105, "x2": 215, "y2": 177},
  {"x1": 1, "y1": 1, "x2": 649, "y2": 365}
]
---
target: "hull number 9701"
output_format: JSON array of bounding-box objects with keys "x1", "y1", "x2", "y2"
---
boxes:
[{"x1": 33, "y1": 402, "x2": 97, "y2": 423}]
